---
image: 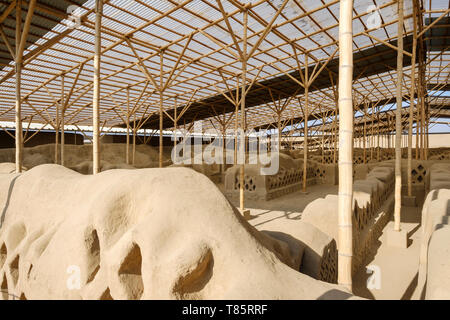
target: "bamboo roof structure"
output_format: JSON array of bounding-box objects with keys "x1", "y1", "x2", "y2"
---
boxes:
[{"x1": 0, "y1": 0, "x2": 448, "y2": 137}]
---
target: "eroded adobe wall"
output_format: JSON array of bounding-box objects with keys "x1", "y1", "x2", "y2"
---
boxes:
[
  {"x1": 417, "y1": 164, "x2": 450, "y2": 300},
  {"x1": 0, "y1": 165, "x2": 354, "y2": 300}
]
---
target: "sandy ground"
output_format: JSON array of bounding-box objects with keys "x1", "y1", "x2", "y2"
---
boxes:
[
  {"x1": 352, "y1": 187, "x2": 425, "y2": 300},
  {"x1": 352, "y1": 206, "x2": 422, "y2": 299},
  {"x1": 217, "y1": 183, "x2": 339, "y2": 228},
  {"x1": 219, "y1": 181, "x2": 428, "y2": 300}
]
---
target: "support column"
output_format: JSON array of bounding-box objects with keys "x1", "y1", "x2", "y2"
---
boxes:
[
  {"x1": 126, "y1": 87, "x2": 130, "y2": 165},
  {"x1": 377, "y1": 107, "x2": 380, "y2": 161},
  {"x1": 338, "y1": 0, "x2": 354, "y2": 292},
  {"x1": 159, "y1": 91, "x2": 163, "y2": 168},
  {"x1": 333, "y1": 108, "x2": 337, "y2": 164},
  {"x1": 239, "y1": 10, "x2": 248, "y2": 213},
  {"x1": 394, "y1": 0, "x2": 404, "y2": 231},
  {"x1": 55, "y1": 93, "x2": 59, "y2": 164},
  {"x1": 61, "y1": 74, "x2": 65, "y2": 166},
  {"x1": 15, "y1": 0, "x2": 23, "y2": 173},
  {"x1": 132, "y1": 112, "x2": 136, "y2": 165},
  {"x1": 174, "y1": 96, "x2": 178, "y2": 149},
  {"x1": 159, "y1": 51, "x2": 164, "y2": 168},
  {"x1": 14, "y1": 0, "x2": 35, "y2": 172},
  {"x1": 407, "y1": 11, "x2": 416, "y2": 198},
  {"x1": 302, "y1": 55, "x2": 309, "y2": 193},
  {"x1": 92, "y1": 0, "x2": 103, "y2": 174},
  {"x1": 363, "y1": 104, "x2": 367, "y2": 164}
]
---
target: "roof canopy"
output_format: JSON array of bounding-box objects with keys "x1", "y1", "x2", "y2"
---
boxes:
[{"x1": 0, "y1": 0, "x2": 448, "y2": 135}]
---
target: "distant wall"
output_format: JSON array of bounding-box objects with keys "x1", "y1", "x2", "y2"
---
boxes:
[
  {"x1": 0, "y1": 131, "x2": 84, "y2": 149},
  {"x1": 288, "y1": 133, "x2": 450, "y2": 150},
  {"x1": 101, "y1": 134, "x2": 178, "y2": 147}
]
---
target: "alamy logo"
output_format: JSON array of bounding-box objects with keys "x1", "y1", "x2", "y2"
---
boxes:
[
  {"x1": 366, "y1": 264, "x2": 381, "y2": 290},
  {"x1": 66, "y1": 5, "x2": 82, "y2": 29},
  {"x1": 171, "y1": 121, "x2": 280, "y2": 175},
  {"x1": 66, "y1": 265, "x2": 81, "y2": 290},
  {"x1": 366, "y1": 5, "x2": 382, "y2": 30}
]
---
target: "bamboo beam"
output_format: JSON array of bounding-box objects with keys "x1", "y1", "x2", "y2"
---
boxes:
[
  {"x1": 0, "y1": 25, "x2": 15, "y2": 60},
  {"x1": 159, "y1": 52, "x2": 164, "y2": 168},
  {"x1": 126, "y1": 86, "x2": 130, "y2": 165},
  {"x1": 302, "y1": 54, "x2": 309, "y2": 193},
  {"x1": 394, "y1": 0, "x2": 404, "y2": 232},
  {"x1": 239, "y1": 9, "x2": 248, "y2": 213},
  {"x1": 0, "y1": 1, "x2": 16, "y2": 25},
  {"x1": 407, "y1": 1, "x2": 418, "y2": 197},
  {"x1": 15, "y1": 0, "x2": 23, "y2": 173},
  {"x1": 61, "y1": 74, "x2": 65, "y2": 166},
  {"x1": 337, "y1": 0, "x2": 353, "y2": 292},
  {"x1": 55, "y1": 86, "x2": 60, "y2": 164},
  {"x1": 92, "y1": 0, "x2": 102, "y2": 174}
]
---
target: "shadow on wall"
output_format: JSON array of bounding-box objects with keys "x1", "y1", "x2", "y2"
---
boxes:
[
  {"x1": 317, "y1": 289, "x2": 353, "y2": 300},
  {"x1": 436, "y1": 199, "x2": 450, "y2": 231},
  {"x1": 0, "y1": 175, "x2": 19, "y2": 229}
]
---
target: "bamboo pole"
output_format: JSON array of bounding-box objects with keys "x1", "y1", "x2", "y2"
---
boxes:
[
  {"x1": 302, "y1": 55, "x2": 309, "y2": 193},
  {"x1": 394, "y1": 0, "x2": 404, "y2": 232},
  {"x1": 363, "y1": 103, "x2": 367, "y2": 164},
  {"x1": 174, "y1": 96, "x2": 178, "y2": 149},
  {"x1": 239, "y1": 9, "x2": 248, "y2": 212},
  {"x1": 126, "y1": 87, "x2": 130, "y2": 165},
  {"x1": 387, "y1": 115, "x2": 391, "y2": 150},
  {"x1": 321, "y1": 106, "x2": 325, "y2": 164},
  {"x1": 333, "y1": 108, "x2": 337, "y2": 164},
  {"x1": 420, "y1": 68, "x2": 425, "y2": 160},
  {"x1": 61, "y1": 74, "x2": 65, "y2": 166},
  {"x1": 407, "y1": 8, "x2": 416, "y2": 197},
  {"x1": 234, "y1": 76, "x2": 239, "y2": 166},
  {"x1": 15, "y1": 0, "x2": 23, "y2": 173},
  {"x1": 159, "y1": 52, "x2": 164, "y2": 168},
  {"x1": 338, "y1": 0, "x2": 354, "y2": 292},
  {"x1": 277, "y1": 112, "x2": 282, "y2": 153},
  {"x1": 92, "y1": 0, "x2": 102, "y2": 174},
  {"x1": 159, "y1": 90, "x2": 163, "y2": 168},
  {"x1": 370, "y1": 105, "x2": 374, "y2": 161},
  {"x1": 425, "y1": 100, "x2": 429, "y2": 160},
  {"x1": 132, "y1": 111, "x2": 136, "y2": 165},
  {"x1": 377, "y1": 107, "x2": 380, "y2": 161},
  {"x1": 55, "y1": 90, "x2": 59, "y2": 164}
]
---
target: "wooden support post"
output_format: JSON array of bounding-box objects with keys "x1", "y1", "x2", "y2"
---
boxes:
[
  {"x1": 277, "y1": 113, "x2": 282, "y2": 153},
  {"x1": 387, "y1": 115, "x2": 391, "y2": 150},
  {"x1": 55, "y1": 90, "x2": 59, "y2": 164},
  {"x1": 15, "y1": 0, "x2": 23, "y2": 173},
  {"x1": 174, "y1": 96, "x2": 178, "y2": 149},
  {"x1": 61, "y1": 74, "x2": 65, "y2": 166},
  {"x1": 126, "y1": 86, "x2": 130, "y2": 165},
  {"x1": 394, "y1": 0, "x2": 404, "y2": 232},
  {"x1": 239, "y1": 9, "x2": 248, "y2": 212},
  {"x1": 14, "y1": 0, "x2": 36, "y2": 172},
  {"x1": 92, "y1": 0, "x2": 102, "y2": 174},
  {"x1": 132, "y1": 112, "x2": 136, "y2": 165},
  {"x1": 159, "y1": 52, "x2": 164, "y2": 168},
  {"x1": 370, "y1": 105, "x2": 374, "y2": 161},
  {"x1": 333, "y1": 108, "x2": 337, "y2": 164},
  {"x1": 321, "y1": 106, "x2": 325, "y2": 164},
  {"x1": 419, "y1": 73, "x2": 424, "y2": 160},
  {"x1": 407, "y1": 10, "x2": 416, "y2": 197},
  {"x1": 234, "y1": 76, "x2": 239, "y2": 166},
  {"x1": 377, "y1": 107, "x2": 380, "y2": 161},
  {"x1": 425, "y1": 100, "x2": 429, "y2": 160},
  {"x1": 302, "y1": 55, "x2": 309, "y2": 193},
  {"x1": 159, "y1": 90, "x2": 163, "y2": 168},
  {"x1": 338, "y1": 0, "x2": 354, "y2": 292},
  {"x1": 363, "y1": 103, "x2": 367, "y2": 164}
]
